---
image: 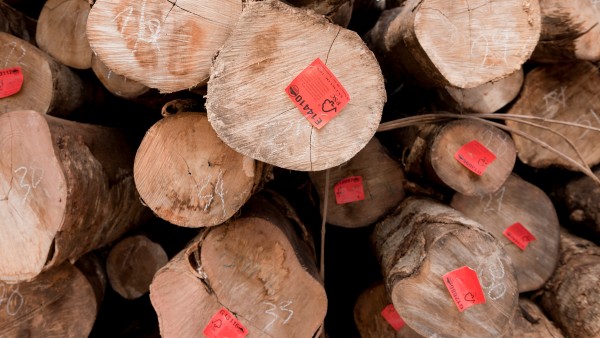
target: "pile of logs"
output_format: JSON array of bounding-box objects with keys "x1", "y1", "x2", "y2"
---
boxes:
[{"x1": 1, "y1": 0, "x2": 600, "y2": 337}]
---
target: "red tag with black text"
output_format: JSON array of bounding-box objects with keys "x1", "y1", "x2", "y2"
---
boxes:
[
  {"x1": 286, "y1": 58, "x2": 350, "y2": 129},
  {"x1": 203, "y1": 307, "x2": 248, "y2": 338},
  {"x1": 334, "y1": 176, "x2": 365, "y2": 204},
  {"x1": 454, "y1": 140, "x2": 496, "y2": 176},
  {"x1": 0, "y1": 67, "x2": 23, "y2": 98},
  {"x1": 503, "y1": 222, "x2": 536, "y2": 251},
  {"x1": 443, "y1": 266, "x2": 486, "y2": 312},
  {"x1": 381, "y1": 304, "x2": 405, "y2": 331}
]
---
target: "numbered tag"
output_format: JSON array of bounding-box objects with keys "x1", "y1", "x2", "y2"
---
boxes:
[
  {"x1": 454, "y1": 140, "x2": 496, "y2": 176},
  {"x1": 0, "y1": 67, "x2": 23, "y2": 98},
  {"x1": 443, "y1": 266, "x2": 486, "y2": 312},
  {"x1": 286, "y1": 58, "x2": 350, "y2": 129},
  {"x1": 381, "y1": 304, "x2": 405, "y2": 331},
  {"x1": 503, "y1": 222, "x2": 536, "y2": 250},
  {"x1": 203, "y1": 307, "x2": 248, "y2": 338},
  {"x1": 334, "y1": 176, "x2": 365, "y2": 204}
]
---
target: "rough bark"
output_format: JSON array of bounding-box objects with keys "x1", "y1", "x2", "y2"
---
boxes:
[
  {"x1": 503, "y1": 298, "x2": 564, "y2": 338},
  {"x1": 285, "y1": 0, "x2": 354, "y2": 27},
  {"x1": 206, "y1": 0, "x2": 386, "y2": 171},
  {"x1": 437, "y1": 68, "x2": 524, "y2": 114},
  {"x1": 401, "y1": 119, "x2": 516, "y2": 196},
  {"x1": 150, "y1": 191, "x2": 326, "y2": 338},
  {"x1": 86, "y1": 0, "x2": 242, "y2": 93},
  {"x1": 540, "y1": 230, "x2": 600, "y2": 338},
  {"x1": 506, "y1": 61, "x2": 600, "y2": 170},
  {"x1": 0, "y1": 110, "x2": 148, "y2": 282},
  {"x1": 74, "y1": 251, "x2": 108, "y2": 311},
  {"x1": 134, "y1": 109, "x2": 271, "y2": 227},
  {"x1": 0, "y1": 262, "x2": 97, "y2": 337},
  {"x1": 0, "y1": 2, "x2": 37, "y2": 43},
  {"x1": 554, "y1": 167, "x2": 600, "y2": 239},
  {"x1": 531, "y1": 0, "x2": 600, "y2": 62},
  {"x1": 354, "y1": 282, "x2": 423, "y2": 338},
  {"x1": 0, "y1": 32, "x2": 87, "y2": 117},
  {"x1": 106, "y1": 235, "x2": 168, "y2": 300},
  {"x1": 309, "y1": 137, "x2": 406, "y2": 228},
  {"x1": 372, "y1": 197, "x2": 518, "y2": 338},
  {"x1": 451, "y1": 174, "x2": 560, "y2": 292},
  {"x1": 36, "y1": 0, "x2": 93, "y2": 69},
  {"x1": 364, "y1": 1, "x2": 541, "y2": 89}
]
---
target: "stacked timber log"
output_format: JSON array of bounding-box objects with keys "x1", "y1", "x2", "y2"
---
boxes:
[
  {"x1": 539, "y1": 230, "x2": 600, "y2": 337},
  {"x1": 309, "y1": 137, "x2": 406, "y2": 228},
  {"x1": 451, "y1": 174, "x2": 560, "y2": 292},
  {"x1": 36, "y1": 0, "x2": 93, "y2": 69},
  {"x1": 398, "y1": 119, "x2": 516, "y2": 196},
  {"x1": 134, "y1": 105, "x2": 271, "y2": 228},
  {"x1": 206, "y1": 1, "x2": 386, "y2": 171},
  {"x1": 372, "y1": 197, "x2": 519, "y2": 337},
  {"x1": 3, "y1": 0, "x2": 600, "y2": 336},
  {"x1": 106, "y1": 235, "x2": 168, "y2": 300},
  {"x1": 0, "y1": 262, "x2": 101, "y2": 337},
  {"x1": 0, "y1": 33, "x2": 91, "y2": 116},
  {"x1": 364, "y1": 0, "x2": 541, "y2": 88},
  {"x1": 150, "y1": 191, "x2": 326, "y2": 337},
  {"x1": 0, "y1": 110, "x2": 148, "y2": 282}
]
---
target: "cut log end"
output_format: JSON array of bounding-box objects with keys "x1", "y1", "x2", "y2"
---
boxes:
[
  {"x1": 367, "y1": 0, "x2": 540, "y2": 88},
  {"x1": 134, "y1": 111, "x2": 260, "y2": 228},
  {"x1": 373, "y1": 197, "x2": 518, "y2": 338},
  {"x1": 86, "y1": 0, "x2": 242, "y2": 93},
  {"x1": 150, "y1": 193, "x2": 326, "y2": 337},
  {"x1": 0, "y1": 110, "x2": 66, "y2": 281},
  {"x1": 107, "y1": 235, "x2": 168, "y2": 299},
  {"x1": 309, "y1": 137, "x2": 406, "y2": 228},
  {"x1": 439, "y1": 68, "x2": 524, "y2": 114},
  {"x1": 0, "y1": 262, "x2": 97, "y2": 337},
  {"x1": 506, "y1": 61, "x2": 600, "y2": 170},
  {"x1": 413, "y1": 0, "x2": 540, "y2": 88},
  {"x1": 207, "y1": 0, "x2": 385, "y2": 171},
  {"x1": 354, "y1": 283, "x2": 423, "y2": 338},
  {"x1": 91, "y1": 54, "x2": 150, "y2": 99},
  {"x1": 451, "y1": 174, "x2": 560, "y2": 292},
  {"x1": 36, "y1": 0, "x2": 93, "y2": 69},
  {"x1": 428, "y1": 119, "x2": 516, "y2": 196}
]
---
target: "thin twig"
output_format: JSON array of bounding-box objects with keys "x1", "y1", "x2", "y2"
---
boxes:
[
  {"x1": 377, "y1": 113, "x2": 600, "y2": 185},
  {"x1": 320, "y1": 169, "x2": 329, "y2": 338}
]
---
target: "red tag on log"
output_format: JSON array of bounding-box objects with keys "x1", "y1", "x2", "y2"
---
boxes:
[
  {"x1": 334, "y1": 176, "x2": 365, "y2": 204},
  {"x1": 285, "y1": 58, "x2": 350, "y2": 129},
  {"x1": 381, "y1": 304, "x2": 405, "y2": 331},
  {"x1": 203, "y1": 307, "x2": 248, "y2": 338},
  {"x1": 454, "y1": 140, "x2": 496, "y2": 176},
  {"x1": 0, "y1": 67, "x2": 23, "y2": 98},
  {"x1": 443, "y1": 266, "x2": 486, "y2": 312},
  {"x1": 503, "y1": 222, "x2": 536, "y2": 250}
]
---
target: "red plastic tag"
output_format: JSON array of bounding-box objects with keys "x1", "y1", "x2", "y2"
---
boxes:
[
  {"x1": 334, "y1": 176, "x2": 365, "y2": 204},
  {"x1": 0, "y1": 67, "x2": 23, "y2": 98},
  {"x1": 286, "y1": 58, "x2": 350, "y2": 129},
  {"x1": 203, "y1": 307, "x2": 248, "y2": 338},
  {"x1": 454, "y1": 140, "x2": 496, "y2": 176},
  {"x1": 381, "y1": 304, "x2": 405, "y2": 331},
  {"x1": 503, "y1": 222, "x2": 536, "y2": 251},
  {"x1": 443, "y1": 266, "x2": 486, "y2": 312}
]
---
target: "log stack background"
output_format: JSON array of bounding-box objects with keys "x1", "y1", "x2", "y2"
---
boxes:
[{"x1": 1, "y1": 0, "x2": 600, "y2": 337}]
